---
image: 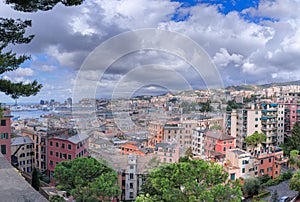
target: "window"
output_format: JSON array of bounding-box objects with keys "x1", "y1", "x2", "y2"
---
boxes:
[
  {"x1": 62, "y1": 143, "x2": 65, "y2": 149},
  {"x1": 68, "y1": 144, "x2": 72, "y2": 150},
  {"x1": 242, "y1": 168, "x2": 245, "y2": 173},
  {"x1": 68, "y1": 154, "x2": 72, "y2": 160},
  {"x1": 0, "y1": 120, "x2": 6, "y2": 126},
  {"x1": 1, "y1": 145, "x2": 6, "y2": 154},
  {"x1": 56, "y1": 142, "x2": 59, "y2": 147},
  {"x1": 255, "y1": 124, "x2": 258, "y2": 128},
  {"x1": 129, "y1": 183, "x2": 133, "y2": 189},
  {"x1": 224, "y1": 141, "x2": 226, "y2": 144},
  {"x1": 129, "y1": 192, "x2": 134, "y2": 198},
  {"x1": 129, "y1": 173, "x2": 134, "y2": 179},
  {"x1": 50, "y1": 141, "x2": 53, "y2": 146},
  {"x1": 223, "y1": 147, "x2": 226, "y2": 151},
  {"x1": 230, "y1": 173, "x2": 235, "y2": 180},
  {"x1": 267, "y1": 167, "x2": 272, "y2": 172},
  {"x1": 1, "y1": 133, "x2": 8, "y2": 139},
  {"x1": 269, "y1": 158, "x2": 271, "y2": 163},
  {"x1": 56, "y1": 152, "x2": 59, "y2": 157},
  {"x1": 255, "y1": 118, "x2": 258, "y2": 121},
  {"x1": 260, "y1": 169, "x2": 264, "y2": 174},
  {"x1": 129, "y1": 165, "x2": 134, "y2": 169},
  {"x1": 260, "y1": 159, "x2": 264, "y2": 164},
  {"x1": 50, "y1": 151, "x2": 53, "y2": 156}
]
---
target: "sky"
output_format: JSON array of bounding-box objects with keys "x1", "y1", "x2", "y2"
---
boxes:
[{"x1": 1, "y1": 0, "x2": 300, "y2": 103}]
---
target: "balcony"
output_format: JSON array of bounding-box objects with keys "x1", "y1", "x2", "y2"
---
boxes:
[{"x1": 274, "y1": 156, "x2": 288, "y2": 164}]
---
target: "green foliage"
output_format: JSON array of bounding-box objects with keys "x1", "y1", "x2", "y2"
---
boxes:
[
  {"x1": 284, "y1": 122, "x2": 300, "y2": 154},
  {"x1": 244, "y1": 132, "x2": 266, "y2": 149},
  {"x1": 199, "y1": 101, "x2": 213, "y2": 112},
  {"x1": 226, "y1": 100, "x2": 241, "y2": 111},
  {"x1": 257, "y1": 174, "x2": 271, "y2": 184},
  {"x1": 271, "y1": 190, "x2": 278, "y2": 202},
  {"x1": 242, "y1": 178, "x2": 261, "y2": 196},
  {"x1": 54, "y1": 157, "x2": 120, "y2": 201},
  {"x1": 289, "y1": 171, "x2": 300, "y2": 191},
  {"x1": 263, "y1": 171, "x2": 293, "y2": 187},
  {"x1": 5, "y1": 0, "x2": 83, "y2": 12},
  {"x1": 290, "y1": 150, "x2": 299, "y2": 156},
  {"x1": 210, "y1": 125, "x2": 222, "y2": 130},
  {"x1": 31, "y1": 167, "x2": 40, "y2": 191},
  {"x1": 139, "y1": 160, "x2": 242, "y2": 202},
  {"x1": 0, "y1": 17, "x2": 42, "y2": 101},
  {"x1": 49, "y1": 195, "x2": 65, "y2": 202},
  {"x1": 253, "y1": 191, "x2": 270, "y2": 200}
]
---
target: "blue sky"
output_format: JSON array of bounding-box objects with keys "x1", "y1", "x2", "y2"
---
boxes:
[{"x1": 1, "y1": 0, "x2": 300, "y2": 103}]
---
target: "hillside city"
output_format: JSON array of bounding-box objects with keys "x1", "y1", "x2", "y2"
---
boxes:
[{"x1": 2, "y1": 83, "x2": 300, "y2": 201}]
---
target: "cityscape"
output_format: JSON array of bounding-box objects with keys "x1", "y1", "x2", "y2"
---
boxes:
[{"x1": 1, "y1": 0, "x2": 300, "y2": 202}]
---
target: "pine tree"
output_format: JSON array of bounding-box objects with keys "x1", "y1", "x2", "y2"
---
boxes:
[{"x1": 31, "y1": 167, "x2": 40, "y2": 191}]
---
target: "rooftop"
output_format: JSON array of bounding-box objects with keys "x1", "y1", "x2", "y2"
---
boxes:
[
  {"x1": 11, "y1": 136, "x2": 33, "y2": 146},
  {"x1": 0, "y1": 153, "x2": 48, "y2": 202}
]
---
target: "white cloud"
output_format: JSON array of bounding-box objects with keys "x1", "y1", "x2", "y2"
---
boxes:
[{"x1": 213, "y1": 48, "x2": 244, "y2": 67}]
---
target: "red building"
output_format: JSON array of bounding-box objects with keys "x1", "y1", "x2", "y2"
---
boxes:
[
  {"x1": 256, "y1": 147, "x2": 287, "y2": 179},
  {"x1": 0, "y1": 109, "x2": 12, "y2": 162},
  {"x1": 47, "y1": 134, "x2": 89, "y2": 180},
  {"x1": 204, "y1": 130, "x2": 235, "y2": 159}
]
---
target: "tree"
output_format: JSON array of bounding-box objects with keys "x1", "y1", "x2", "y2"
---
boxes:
[
  {"x1": 244, "y1": 132, "x2": 266, "y2": 153},
  {"x1": 0, "y1": 18, "x2": 42, "y2": 104},
  {"x1": 5, "y1": 0, "x2": 83, "y2": 12},
  {"x1": 242, "y1": 178, "x2": 261, "y2": 197},
  {"x1": 1, "y1": 0, "x2": 85, "y2": 104},
  {"x1": 289, "y1": 171, "x2": 300, "y2": 191},
  {"x1": 49, "y1": 195, "x2": 65, "y2": 202},
  {"x1": 54, "y1": 157, "x2": 120, "y2": 202},
  {"x1": 31, "y1": 167, "x2": 40, "y2": 191},
  {"x1": 284, "y1": 122, "x2": 300, "y2": 154},
  {"x1": 257, "y1": 174, "x2": 271, "y2": 184},
  {"x1": 140, "y1": 159, "x2": 242, "y2": 202},
  {"x1": 271, "y1": 190, "x2": 278, "y2": 202}
]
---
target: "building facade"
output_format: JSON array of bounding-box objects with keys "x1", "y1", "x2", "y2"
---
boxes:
[{"x1": 0, "y1": 109, "x2": 12, "y2": 162}]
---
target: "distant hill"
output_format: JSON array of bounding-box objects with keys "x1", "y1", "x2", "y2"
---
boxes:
[{"x1": 225, "y1": 80, "x2": 300, "y2": 91}]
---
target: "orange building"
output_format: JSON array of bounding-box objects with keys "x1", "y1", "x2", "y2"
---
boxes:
[
  {"x1": 148, "y1": 121, "x2": 164, "y2": 147},
  {"x1": 256, "y1": 147, "x2": 287, "y2": 179},
  {"x1": 120, "y1": 142, "x2": 147, "y2": 156}
]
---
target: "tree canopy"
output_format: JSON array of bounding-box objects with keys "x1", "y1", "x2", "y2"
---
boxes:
[
  {"x1": 0, "y1": 17, "x2": 42, "y2": 102},
  {"x1": 289, "y1": 171, "x2": 300, "y2": 191},
  {"x1": 5, "y1": 0, "x2": 83, "y2": 12},
  {"x1": 138, "y1": 159, "x2": 242, "y2": 202},
  {"x1": 284, "y1": 122, "x2": 300, "y2": 154},
  {"x1": 1, "y1": 0, "x2": 85, "y2": 103},
  {"x1": 244, "y1": 132, "x2": 266, "y2": 150},
  {"x1": 54, "y1": 157, "x2": 120, "y2": 202}
]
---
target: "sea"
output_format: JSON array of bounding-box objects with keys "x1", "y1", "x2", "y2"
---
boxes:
[{"x1": 10, "y1": 110, "x2": 51, "y2": 120}]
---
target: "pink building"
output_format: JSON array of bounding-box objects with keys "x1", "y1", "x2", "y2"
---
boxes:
[
  {"x1": 0, "y1": 109, "x2": 12, "y2": 162},
  {"x1": 47, "y1": 134, "x2": 89, "y2": 180},
  {"x1": 284, "y1": 101, "x2": 298, "y2": 137},
  {"x1": 204, "y1": 130, "x2": 235, "y2": 159}
]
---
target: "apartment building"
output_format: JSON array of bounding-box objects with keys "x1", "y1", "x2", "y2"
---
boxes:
[
  {"x1": 0, "y1": 109, "x2": 12, "y2": 162},
  {"x1": 47, "y1": 134, "x2": 89, "y2": 180},
  {"x1": 154, "y1": 142, "x2": 179, "y2": 164},
  {"x1": 22, "y1": 125, "x2": 48, "y2": 172},
  {"x1": 282, "y1": 100, "x2": 300, "y2": 137},
  {"x1": 191, "y1": 127, "x2": 206, "y2": 157},
  {"x1": 225, "y1": 148, "x2": 256, "y2": 180},
  {"x1": 255, "y1": 146, "x2": 287, "y2": 179},
  {"x1": 148, "y1": 121, "x2": 164, "y2": 147},
  {"x1": 204, "y1": 130, "x2": 235, "y2": 159},
  {"x1": 228, "y1": 102, "x2": 284, "y2": 150},
  {"x1": 229, "y1": 106, "x2": 262, "y2": 150},
  {"x1": 261, "y1": 103, "x2": 285, "y2": 147},
  {"x1": 11, "y1": 136, "x2": 34, "y2": 173}
]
